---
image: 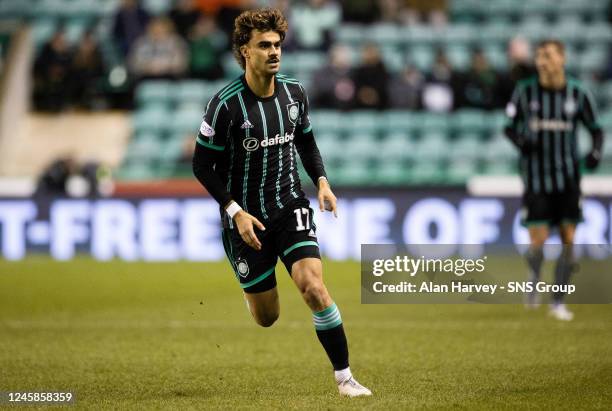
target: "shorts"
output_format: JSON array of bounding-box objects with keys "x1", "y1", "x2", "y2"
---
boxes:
[
  {"x1": 521, "y1": 190, "x2": 583, "y2": 227},
  {"x1": 221, "y1": 199, "x2": 320, "y2": 294}
]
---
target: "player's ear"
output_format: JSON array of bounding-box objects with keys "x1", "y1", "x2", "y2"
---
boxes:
[{"x1": 241, "y1": 45, "x2": 249, "y2": 60}]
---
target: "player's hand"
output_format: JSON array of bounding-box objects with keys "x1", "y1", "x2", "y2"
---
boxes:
[
  {"x1": 317, "y1": 177, "x2": 337, "y2": 217},
  {"x1": 234, "y1": 210, "x2": 266, "y2": 250},
  {"x1": 585, "y1": 150, "x2": 601, "y2": 170}
]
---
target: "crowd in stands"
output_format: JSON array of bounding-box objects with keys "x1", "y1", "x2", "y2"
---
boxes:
[{"x1": 34, "y1": 0, "x2": 604, "y2": 113}]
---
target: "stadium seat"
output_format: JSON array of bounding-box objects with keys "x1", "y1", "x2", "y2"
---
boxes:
[
  {"x1": 135, "y1": 81, "x2": 173, "y2": 107},
  {"x1": 310, "y1": 110, "x2": 341, "y2": 133},
  {"x1": 414, "y1": 133, "x2": 449, "y2": 161},
  {"x1": 333, "y1": 161, "x2": 373, "y2": 186},
  {"x1": 379, "y1": 133, "x2": 418, "y2": 161},
  {"x1": 451, "y1": 110, "x2": 487, "y2": 134},
  {"x1": 410, "y1": 159, "x2": 445, "y2": 184},
  {"x1": 374, "y1": 161, "x2": 413, "y2": 185},
  {"x1": 342, "y1": 111, "x2": 381, "y2": 135},
  {"x1": 174, "y1": 80, "x2": 210, "y2": 106},
  {"x1": 446, "y1": 159, "x2": 479, "y2": 183},
  {"x1": 170, "y1": 105, "x2": 204, "y2": 134},
  {"x1": 132, "y1": 106, "x2": 172, "y2": 133}
]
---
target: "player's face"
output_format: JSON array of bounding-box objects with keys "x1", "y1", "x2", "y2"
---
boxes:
[
  {"x1": 535, "y1": 44, "x2": 565, "y2": 78},
  {"x1": 243, "y1": 30, "x2": 281, "y2": 75}
]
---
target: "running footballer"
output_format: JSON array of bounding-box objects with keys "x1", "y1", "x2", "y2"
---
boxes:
[
  {"x1": 192, "y1": 8, "x2": 371, "y2": 397},
  {"x1": 504, "y1": 39, "x2": 605, "y2": 320}
]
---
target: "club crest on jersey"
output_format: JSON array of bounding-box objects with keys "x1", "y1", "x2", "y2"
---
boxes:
[
  {"x1": 529, "y1": 100, "x2": 540, "y2": 112},
  {"x1": 199, "y1": 120, "x2": 215, "y2": 137},
  {"x1": 241, "y1": 119, "x2": 253, "y2": 129},
  {"x1": 564, "y1": 98, "x2": 577, "y2": 116},
  {"x1": 235, "y1": 258, "x2": 249, "y2": 278},
  {"x1": 286, "y1": 102, "x2": 299, "y2": 125}
]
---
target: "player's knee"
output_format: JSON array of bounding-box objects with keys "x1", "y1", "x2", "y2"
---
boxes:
[{"x1": 301, "y1": 281, "x2": 328, "y2": 307}]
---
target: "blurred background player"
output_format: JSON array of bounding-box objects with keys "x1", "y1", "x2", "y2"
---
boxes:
[
  {"x1": 504, "y1": 39, "x2": 605, "y2": 321},
  {"x1": 191, "y1": 8, "x2": 371, "y2": 397}
]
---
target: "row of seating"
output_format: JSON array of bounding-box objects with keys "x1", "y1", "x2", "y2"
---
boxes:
[{"x1": 2, "y1": 0, "x2": 607, "y2": 23}]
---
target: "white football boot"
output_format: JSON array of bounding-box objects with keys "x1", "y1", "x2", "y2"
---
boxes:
[
  {"x1": 337, "y1": 376, "x2": 372, "y2": 397},
  {"x1": 549, "y1": 303, "x2": 574, "y2": 321}
]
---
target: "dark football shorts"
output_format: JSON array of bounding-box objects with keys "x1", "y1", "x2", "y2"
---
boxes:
[
  {"x1": 221, "y1": 199, "x2": 320, "y2": 294},
  {"x1": 521, "y1": 190, "x2": 583, "y2": 227}
]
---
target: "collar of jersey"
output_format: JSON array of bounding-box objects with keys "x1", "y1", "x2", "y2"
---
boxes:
[{"x1": 241, "y1": 74, "x2": 279, "y2": 102}]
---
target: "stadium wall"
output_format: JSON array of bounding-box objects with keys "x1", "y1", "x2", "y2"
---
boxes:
[{"x1": 1, "y1": 189, "x2": 611, "y2": 261}]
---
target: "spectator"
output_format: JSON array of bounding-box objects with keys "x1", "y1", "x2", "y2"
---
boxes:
[
  {"x1": 33, "y1": 28, "x2": 73, "y2": 112},
  {"x1": 388, "y1": 64, "x2": 424, "y2": 109},
  {"x1": 311, "y1": 44, "x2": 355, "y2": 109},
  {"x1": 352, "y1": 43, "x2": 390, "y2": 109},
  {"x1": 401, "y1": 0, "x2": 448, "y2": 25},
  {"x1": 35, "y1": 157, "x2": 78, "y2": 197},
  {"x1": 188, "y1": 15, "x2": 226, "y2": 80},
  {"x1": 455, "y1": 49, "x2": 500, "y2": 110},
  {"x1": 422, "y1": 49, "x2": 455, "y2": 112},
  {"x1": 498, "y1": 36, "x2": 536, "y2": 103},
  {"x1": 70, "y1": 29, "x2": 106, "y2": 109},
  {"x1": 340, "y1": 0, "x2": 380, "y2": 24},
  {"x1": 169, "y1": 0, "x2": 201, "y2": 40},
  {"x1": 291, "y1": 0, "x2": 340, "y2": 50},
  {"x1": 378, "y1": 0, "x2": 403, "y2": 24},
  {"x1": 128, "y1": 17, "x2": 188, "y2": 80},
  {"x1": 111, "y1": 0, "x2": 150, "y2": 57}
]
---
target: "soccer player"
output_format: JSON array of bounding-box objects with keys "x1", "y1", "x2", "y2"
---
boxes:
[
  {"x1": 504, "y1": 39, "x2": 604, "y2": 320},
  {"x1": 192, "y1": 8, "x2": 371, "y2": 397}
]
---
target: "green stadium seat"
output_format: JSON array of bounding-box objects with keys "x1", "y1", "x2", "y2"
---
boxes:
[
  {"x1": 142, "y1": 0, "x2": 172, "y2": 15},
  {"x1": 136, "y1": 81, "x2": 172, "y2": 106},
  {"x1": 577, "y1": 46, "x2": 608, "y2": 74},
  {"x1": 452, "y1": 134, "x2": 483, "y2": 161},
  {"x1": 342, "y1": 134, "x2": 377, "y2": 162},
  {"x1": 446, "y1": 44, "x2": 471, "y2": 71},
  {"x1": 174, "y1": 80, "x2": 209, "y2": 106},
  {"x1": 310, "y1": 110, "x2": 341, "y2": 133},
  {"x1": 333, "y1": 162, "x2": 372, "y2": 186},
  {"x1": 370, "y1": 24, "x2": 402, "y2": 47},
  {"x1": 483, "y1": 45, "x2": 507, "y2": 70},
  {"x1": 420, "y1": 112, "x2": 449, "y2": 133},
  {"x1": 410, "y1": 159, "x2": 445, "y2": 184},
  {"x1": 31, "y1": 18, "x2": 58, "y2": 47},
  {"x1": 384, "y1": 110, "x2": 420, "y2": 132},
  {"x1": 334, "y1": 24, "x2": 364, "y2": 45},
  {"x1": 169, "y1": 106, "x2": 204, "y2": 134},
  {"x1": 452, "y1": 110, "x2": 487, "y2": 133},
  {"x1": 132, "y1": 106, "x2": 172, "y2": 133},
  {"x1": 374, "y1": 161, "x2": 412, "y2": 185},
  {"x1": 125, "y1": 133, "x2": 163, "y2": 162},
  {"x1": 407, "y1": 46, "x2": 434, "y2": 72},
  {"x1": 380, "y1": 46, "x2": 404, "y2": 73},
  {"x1": 379, "y1": 133, "x2": 417, "y2": 161},
  {"x1": 446, "y1": 160, "x2": 478, "y2": 184},
  {"x1": 483, "y1": 158, "x2": 517, "y2": 175},
  {"x1": 414, "y1": 133, "x2": 448, "y2": 161},
  {"x1": 343, "y1": 111, "x2": 381, "y2": 135}
]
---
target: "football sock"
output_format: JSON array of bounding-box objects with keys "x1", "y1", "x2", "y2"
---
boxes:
[
  {"x1": 312, "y1": 303, "x2": 349, "y2": 372},
  {"x1": 553, "y1": 247, "x2": 574, "y2": 304},
  {"x1": 525, "y1": 246, "x2": 544, "y2": 283},
  {"x1": 334, "y1": 367, "x2": 352, "y2": 384}
]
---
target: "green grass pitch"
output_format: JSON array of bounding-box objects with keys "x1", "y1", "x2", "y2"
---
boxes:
[{"x1": 1, "y1": 258, "x2": 611, "y2": 410}]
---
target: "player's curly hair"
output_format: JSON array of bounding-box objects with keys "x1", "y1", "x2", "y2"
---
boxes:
[{"x1": 232, "y1": 8, "x2": 288, "y2": 70}]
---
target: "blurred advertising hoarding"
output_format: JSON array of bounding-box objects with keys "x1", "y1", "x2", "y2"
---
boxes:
[{"x1": 0, "y1": 189, "x2": 611, "y2": 261}]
